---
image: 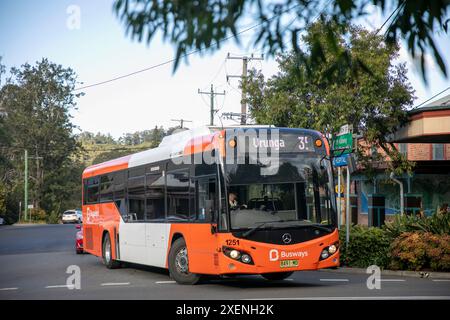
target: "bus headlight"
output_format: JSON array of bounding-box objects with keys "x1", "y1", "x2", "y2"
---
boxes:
[
  {"x1": 320, "y1": 243, "x2": 339, "y2": 260},
  {"x1": 241, "y1": 254, "x2": 252, "y2": 264},
  {"x1": 223, "y1": 247, "x2": 254, "y2": 265},
  {"x1": 320, "y1": 249, "x2": 329, "y2": 260},
  {"x1": 328, "y1": 244, "x2": 337, "y2": 254},
  {"x1": 229, "y1": 250, "x2": 241, "y2": 260}
]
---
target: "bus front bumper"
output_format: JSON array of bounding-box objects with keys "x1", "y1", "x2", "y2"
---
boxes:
[{"x1": 215, "y1": 229, "x2": 340, "y2": 275}]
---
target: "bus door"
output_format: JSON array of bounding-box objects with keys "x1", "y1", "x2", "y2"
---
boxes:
[
  {"x1": 119, "y1": 173, "x2": 147, "y2": 264},
  {"x1": 186, "y1": 176, "x2": 220, "y2": 273},
  {"x1": 144, "y1": 171, "x2": 170, "y2": 268}
]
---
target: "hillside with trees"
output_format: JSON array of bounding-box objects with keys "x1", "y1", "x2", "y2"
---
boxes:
[{"x1": 0, "y1": 57, "x2": 176, "y2": 224}]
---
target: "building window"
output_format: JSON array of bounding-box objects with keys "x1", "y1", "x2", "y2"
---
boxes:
[
  {"x1": 432, "y1": 144, "x2": 444, "y2": 160},
  {"x1": 398, "y1": 143, "x2": 407, "y2": 156}
]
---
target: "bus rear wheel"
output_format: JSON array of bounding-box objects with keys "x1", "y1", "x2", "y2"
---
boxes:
[
  {"x1": 261, "y1": 271, "x2": 294, "y2": 281},
  {"x1": 102, "y1": 233, "x2": 121, "y2": 269},
  {"x1": 168, "y1": 238, "x2": 201, "y2": 285}
]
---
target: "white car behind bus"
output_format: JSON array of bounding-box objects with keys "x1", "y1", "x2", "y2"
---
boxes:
[{"x1": 62, "y1": 210, "x2": 82, "y2": 224}]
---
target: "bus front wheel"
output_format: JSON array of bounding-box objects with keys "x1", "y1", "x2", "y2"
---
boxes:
[
  {"x1": 168, "y1": 238, "x2": 201, "y2": 285},
  {"x1": 261, "y1": 271, "x2": 294, "y2": 281},
  {"x1": 102, "y1": 233, "x2": 121, "y2": 269}
]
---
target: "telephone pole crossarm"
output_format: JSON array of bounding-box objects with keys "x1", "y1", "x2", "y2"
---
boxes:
[
  {"x1": 198, "y1": 84, "x2": 225, "y2": 126},
  {"x1": 171, "y1": 119, "x2": 192, "y2": 129}
]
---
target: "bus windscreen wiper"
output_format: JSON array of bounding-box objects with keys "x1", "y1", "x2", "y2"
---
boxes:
[
  {"x1": 298, "y1": 223, "x2": 332, "y2": 233},
  {"x1": 242, "y1": 222, "x2": 274, "y2": 238},
  {"x1": 278, "y1": 221, "x2": 332, "y2": 233}
]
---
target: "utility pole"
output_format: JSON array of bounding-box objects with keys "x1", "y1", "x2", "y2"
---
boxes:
[
  {"x1": 226, "y1": 53, "x2": 263, "y2": 124},
  {"x1": 27, "y1": 154, "x2": 43, "y2": 211},
  {"x1": 346, "y1": 166, "x2": 350, "y2": 248},
  {"x1": 24, "y1": 149, "x2": 28, "y2": 222},
  {"x1": 171, "y1": 119, "x2": 192, "y2": 129},
  {"x1": 198, "y1": 84, "x2": 225, "y2": 126},
  {"x1": 337, "y1": 166, "x2": 341, "y2": 226}
]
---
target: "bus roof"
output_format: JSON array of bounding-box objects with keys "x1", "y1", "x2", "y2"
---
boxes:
[{"x1": 82, "y1": 125, "x2": 324, "y2": 178}]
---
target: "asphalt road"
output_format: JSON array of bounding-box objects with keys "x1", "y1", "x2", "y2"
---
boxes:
[{"x1": 0, "y1": 224, "x2": 449, "y2": 300}]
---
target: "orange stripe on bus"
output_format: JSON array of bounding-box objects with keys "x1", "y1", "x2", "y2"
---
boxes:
[{"x1": 82, "y1": 155, "x2": 131, "y2": 178}]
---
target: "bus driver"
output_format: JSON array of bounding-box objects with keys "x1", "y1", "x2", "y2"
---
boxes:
[{"x1": 228, "y1": 192, "x2": 247, "y2": 210}]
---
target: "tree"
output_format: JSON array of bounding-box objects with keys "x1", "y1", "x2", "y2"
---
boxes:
[
  {"x1": 0, "y1": 58, "x2": 82, "y2": 221},
  {"x1": 244, "y1": 21, "x2": 415, "y2": 174},
  {"x1": 113, "y1": 0, "x2": 449, "y2": 82}
]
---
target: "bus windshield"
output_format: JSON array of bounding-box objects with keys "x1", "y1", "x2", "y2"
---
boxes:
[{"x1": 225, "y1": 154, "x2": 335, "y2": 230}]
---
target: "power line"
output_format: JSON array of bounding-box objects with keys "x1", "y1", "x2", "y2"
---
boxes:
[
  {"x1": 74, "y1": 3, "x2": 303, "y2": 92},
  {"x1": 413, "y1": 86, "x2": 450, "y2": 109},
  {"x1": 207, "y1": 58, "x2": 227, "y2": 87},
  {"x1": 376, "y1": 0, "x2": 406, "y2": 35}
]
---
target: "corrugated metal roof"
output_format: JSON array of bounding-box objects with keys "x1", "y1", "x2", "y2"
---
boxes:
[{"x1": 408, "y1": 93, "x2": 450, "y2": 115}]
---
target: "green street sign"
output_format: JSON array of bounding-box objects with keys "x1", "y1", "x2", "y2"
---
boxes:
[{"x1": 333, "y1": 132, "x2": 353, "y2": 154}]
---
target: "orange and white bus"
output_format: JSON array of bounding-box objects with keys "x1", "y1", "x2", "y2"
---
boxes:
[{"x1": 82, "y1": 126, "x2": 339, "y2": 284}]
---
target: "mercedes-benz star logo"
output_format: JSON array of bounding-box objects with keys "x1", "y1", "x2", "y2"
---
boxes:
[{"x1": 282, "y1": 233, "x2": 292, "y2": 244}]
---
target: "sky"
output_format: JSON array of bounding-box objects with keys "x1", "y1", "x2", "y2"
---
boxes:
[{"x1": 1, "y1": 0, "x2": 449, "y2": 139}]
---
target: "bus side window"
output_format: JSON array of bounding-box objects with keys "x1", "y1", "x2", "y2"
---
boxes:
[
  {"x1": 127, "y1": 173, "x2": 145, "y2": 222},
  {"x1": 145, "y1": 173, "x2": 165, "y2": 221},
  {"x1": 86, "y1": 177, "x2": 99, "y2": 204},
  {"x1": 100, "y1": 174, "x2": 114, "y2": 202},
  {"x1": 166, "y1": 170, "x2": 190, "y2": 221},
  {"x1": 113, "y1": 171, "x2": 127, "y2": 219},
  {"x1": 196, "y1": 178, "x2": 217, "y2": 222}
]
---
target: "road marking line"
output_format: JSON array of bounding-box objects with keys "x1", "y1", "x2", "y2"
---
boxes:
[
  {"x1": 156, "y1": 281, "x2": 176, "y2": 284},
  {"x1": 244, "y1": 296, "x2": 450, "y2": 300},
  {"x1": 0, "y1": 287, "x2": 18, "y2": 291},
  {"x1": 100, "y1": 282, "x2": 130, "y2": 286},
  {"x1": 432, "y1": 279, "x2": 450, "y2": 282},
  {"x1": 376, "y1": 279, "x2": 406, "y2": 282},
  {"x1": 320, "y1": 278, "x2": 349, "y2": 282},
  {"x1": 45, "y1": 285, "x2": 75, "y2": 289},
  {"x1": 285, "y1": 278, "x2": 294, "y2": 281}
]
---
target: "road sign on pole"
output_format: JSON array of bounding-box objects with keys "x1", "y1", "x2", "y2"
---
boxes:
[
  {"x1": 333, "y1": 133, "x2": 353, "y2": 154},
  {"x1": 332, "y1": 125, "x2": 354, "y2": 248},
  {"x1": 332, "y1": 124, "x2": 353, "y2": 156},
  {"x1": 333, "y1": 154, "x2": 349, "y2": 167}
]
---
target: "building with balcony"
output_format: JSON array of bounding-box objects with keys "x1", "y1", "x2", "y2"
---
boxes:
[{"x1": 345, "y1": 94, "x2": 450, "y2": 227}]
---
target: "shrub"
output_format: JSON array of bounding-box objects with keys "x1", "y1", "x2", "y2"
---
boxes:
[
  {"x1": 339, "y1": 225, "x2": 391, "y2": 268},
  {"x1": 29, "y1": 208, "x2": 47, "y2": 222},
  {"x1": 389, "y1": 232, "x2": 450, "y2": 271},
  {"x1": 384, "y1": 213, "x2": 450, "y2": 238},
  {"x1": 46, "y1": 210, "x2": 60, "y2": 224}
]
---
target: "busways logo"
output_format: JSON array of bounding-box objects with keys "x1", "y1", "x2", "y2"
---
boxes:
[
  {"x1": 86, "y1": 207, "x2": 99, "y2": 223},
  {"x1": 269, "y1": 249, "x2": 308, "y2": 261}
]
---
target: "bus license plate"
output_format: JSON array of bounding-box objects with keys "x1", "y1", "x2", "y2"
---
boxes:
[{"x1": 280, "y1": 260, "x2": 298, "y2": 268}]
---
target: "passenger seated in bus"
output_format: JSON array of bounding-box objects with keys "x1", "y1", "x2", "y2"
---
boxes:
[{"x1": 228, "y1": 192, "x2": 247, "y2": 210}]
